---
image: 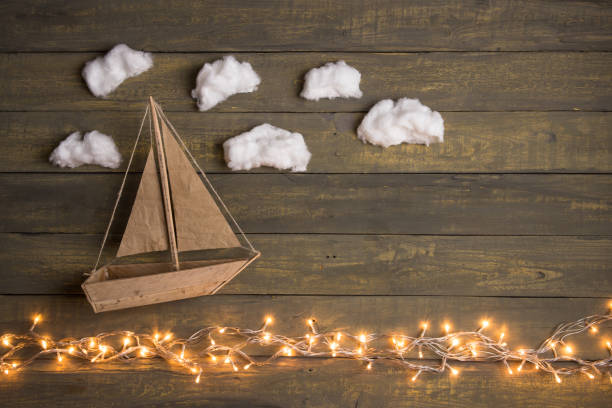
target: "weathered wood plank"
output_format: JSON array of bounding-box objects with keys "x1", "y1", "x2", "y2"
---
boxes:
[
  {"x1": 2, "y1": 111, "x2": 611, "y2": 173},
  {"x1": 1, "y1": 359, "x2": 610, "y2": 408},
  {"x1": 1, "y1": 234, "x2": 610, "y2": 297},
  {"x1": 0, "y1": 295, "x2": 610, "y2": 360},
  {"x1": 1, "y1": 0, "x2": 611, "y2": 52},
  {"x1": 1, "y1": 174, "x2": 610, "y2": 235},
  {"x1": 1, "y1": 53, "x2": 611, "y2": 112}
]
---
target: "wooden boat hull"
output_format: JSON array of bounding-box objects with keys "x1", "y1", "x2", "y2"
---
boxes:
[{"x1": 82, "y1": 255, "x2": 258, "y2": 313}]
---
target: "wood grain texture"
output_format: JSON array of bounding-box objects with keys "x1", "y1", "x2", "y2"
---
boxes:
[
  {"x1": 0, "y1": 295, "x2": 610, "y2": 359},
  {"x1": 1, "y1": 52, "x2": 611, "y2": 112},
  {"x1": 2, "y1": 111, "x2": 611, "y2": 173},
  {"x1": 1, "y1": 234, "x2": 610, "y2": 297},
  {"x1": 1, "y1": 359, "x2": 611, "y2": 408},
  {"x1": 1, "y1": 0, "x2": 611, "y2": 52},
  {"x1": 1, "y1": 174, "x2": 609, "y2": 235}
]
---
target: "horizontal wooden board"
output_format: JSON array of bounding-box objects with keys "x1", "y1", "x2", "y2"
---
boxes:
[
  {"x1": 1, "y1": 0, "x2": 611, "y2": 52},
  {"x1": 1, "y1": 234, "x2": 610, "y2": 297},
  {"x1": 0, "y1": 295, "x2": 610, "y2": 360},
  {"x1": 1, "y1": 174, "x2": 610, "y2": 235},
  {"x1": 1, "y1": 53, "x2": 611, "y2": 112},
  {"x1": 2, "y1": 111, "x2": 611, "y2": 173},
  {"x1": 1, "y1": 359, "x2": 611, "y2": 408}
]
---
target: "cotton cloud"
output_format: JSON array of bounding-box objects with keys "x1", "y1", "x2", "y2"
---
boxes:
[
  {"x1": 301, "y1": 60, "x2": 362, "y2": 101},
  {"x1": 357, "y1": 98, "x2": 444, "y2": 148},
  {"x1": 223, "y1": 124, "x2": 312, "y2": 172},
  {"x1": 49, "y1": 131, "x2": 122, "y2": 169},
  {"x1": 191, "y1": 56, "x2": 261, "y2": 111},
  {"x1": 82, "y1": 44, "x2": 153, "y2": 98}
]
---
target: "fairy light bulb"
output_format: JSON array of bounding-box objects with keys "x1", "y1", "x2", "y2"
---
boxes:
[
  {"x1": 336, "y1": 332, "x2": 342, "y2": 342},
  {"x1": 356, "y1": 347, "x2": 363, "y2": 355},
  {"x1": 11, "y1": 363, "x2": 18, "y2": 368},
  {"x1": 195, "y1": 373, "x2": 201, "y2": 383},
  {"x1": 210, "y1": 354, "x2": 217, "y2": 362},
  {"x1": 450, "y1": 366, "x2": 459, "y2": 376},
  {"x1": 89, "y1": 338, "x2": 96, "y2": 348},
  {"x1": 585, "y1": 372, "x2": 595, "y2": 380},
  {"x1": 451, "y1": 338, "x2": 460, "y2": 348},
  {"x1": 123, "y1": 337, "x2": 131, "y2": 347},
  {"x1": 418, "y1": 349, "x2": 423, "y2": 359},
  {"x1": 554, "y1": 371, "x2": 561, "y2": 384},
  {"x1": 564, "y1": 344, "x2": 573, "y2": 354},
  {"x1": 163, "y1": 333, "x2": 172, "y2": 342},
  {"x1": 265, "y1": 316, "x2": 273, "y2": 325},
  {"x1": 219, "y1": 328, "x2": 225, "y2": 333},
  {"x1": 411, "y1": 371, "x2": 421, "y2": 382},
  {"x1": 224, "y1": 356, "x2": 231, "y2": 364},
  {"x1": 154, "y1": 333, "x2": 160, "y2": 341},
  {"x1": 263, "y1": 332, "x2": 271, "y2": 341},
  {"x1": 140, "y1": 347, "x2": 148, "y2": 357},
  {"x1": 3, "y1": 369, "x2": 8, "y2": 375},
  {"x1": 41, "y1": 339, "x2": 48, "y2": 349},
  {"x1": 2, "y1": 337, "x2": 10, "y2": 347},
  {"x1": 444, "y1": 323, "x2": 451, "y2": 334},
  {"x1": 366, "y1": 362, "x2": 372, "y2": 370},
  {"x1": 480, "y1": 320, "x2": 489, "y2": 331},
  {"x1": 244, "y1": 364, "x2": 251, "y2": 370},
  {"x1": 499, "y1": 332, "x2": 505, "y2": 343},
  {"x1": 68, "y1": 346, "x2": 75, "y2": 355},
  {"x1": 359, "y1": 334, "x2": 367, "y2": 343},
  {"x1": 590, "y1": 325, "x2": 598, "y2": 334},
  {"x1": 99, "y1": 345, "x2": 107, "y2": 354},
  {"x1": 57, "y1": 353, "x2": 63, "y2": 362}
]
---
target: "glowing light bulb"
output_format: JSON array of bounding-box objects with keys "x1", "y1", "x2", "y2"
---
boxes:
[
  {"x1": 450, "y1": 367, "x2": 459, "y2": 376},
  {"x1": 2, "y1": 338, "x2": 10, "y2": 347},
  {"x1": 11, "y1": 363, "x2": 17, "y2": 368},
  {"x1": 451, "y1": 338, "x2": 460, "y2": 347},
  {"x1": 140, "y1": 347, "x2": 148, "y2": 357},
  {"x1": 57, "y1": 353, "x2": 63, "y2": 362},
  {"x1": 359, "y1": 334, "x2": 367, "y2": 343},
  {"x1": 263, "y1": 332, "x2": 271, "y2": 341},
  {"x1": 195, "y1": 373, "x2": 201, "y2": 383},
  {"x1": 265, "y1": 316, "x2": 273, "y2": 325},
  {"x1": 233, "y1": 364, "x2": 238, "y2": 372},
  {"x1": 154, "y1": 333, "x2": 160, "y2": 341},
  {"x1": 219, "y1": 328, "x2": 225, "y2": 334},
  {"x1": 564, "y1": 344, "x2": 573, "y2": 354},
  {"x1": 89, "y1": 339, "x2": 96, "y2": 348},
  {"x1": 41, "y1": 340, "x2": 48, "y2": 349},
  {"x1": 590, "y1": 325, "x2": 598, "y2": 334},
  {"x1": 366, "y1": 362, "x2": 372, "y2": 370},
  {"x1": 411, "y1": 371, "x2": 420, "y2": 382},
  {"x1": 605, "y1": 340, "x2": 611, "y2": 352},
  {"x1": 99, "y1": 345, "x2": 107, "y2": 354},
  {"x1": 163, "y1": 333, "x2": 172, "y2": 342},
  {"x1": 507, "y1": 366, "x2": 513, "y2": 375},
  {"x1": 418, "y1": 350, "x2": 423, "y2": 359},
  {"x1": 518, "y1": 349, "x2": 525, "y2": 356},
  {"x1": 585, "y1": 372, "x2": 595, "y2": 380},
  {"x1": 210, "y1": 354, "x2": 217, "y2": 362},
  {"x1": 210, "y1": 338, "x2": 216, "y2": 346},
  {"x1": 123, "y1": 337, "x2": 131, "y2": 347},
  {"x1": 554, "y1": 372, "x2": 561, "y2": 383},
  {"x1": 481, "y1": 320, "x2": 489, "y2": 329},
  {"x1": 356, "y1": 347, "x2": 363, "y2": 355},
  {"x1": 33, "y1": 315, "x2": 41, "y2": 324},
  {"x1": 499, "y1": 332, "x2": 505, "y2": 343},
  {"x1": 3, "y1": 369, "x2": 7, "y2": 375},
  {"x1": 444, "y1": 323, "x2": 451, "y2": 334},
  {"x1": 330, "y1": 342, "x2": 338, "y2": 350},
  {"x1": 336, "y1": 333, "x2": 342, "y2": 341},
  {"x1": 224, "y1": 357, "x2": 231, "y2": 364},
  {"x1": 179, "y1": 350, "x2": 185, "y2": 360},
  {"x1": 283, "y1": 346, "x2": 292, "y2": 356},
  {"x1": 244, "y1": 364, "x2": 251, "y2": 370}
]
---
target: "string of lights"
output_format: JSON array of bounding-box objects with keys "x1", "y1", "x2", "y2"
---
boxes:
[{"x1": 2, "y1": 303, "x2": 611, "y2": 384}]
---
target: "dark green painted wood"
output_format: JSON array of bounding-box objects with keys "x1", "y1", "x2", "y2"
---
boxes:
[
  {"x1": 1, "y1": 233, "x2": 610, "y2": 297},
  {"x1": 1, "y1": 359, "x2": 611, "y2": 408},
  {"x1": 1, "y1": 0, "x2": 611, "y2": 52},
  {"x1": 1, "y1": 52, "x2": 611, "y2": 112},
  {"x1": 1, "y1": 111, "x2": 611, "y2": 173},
  {"x1": 0, "y1": 295, "x2": 609, "y2": 360},
  {"x1": 1, "y1": 174, "x2": 610, "y2": 235}
]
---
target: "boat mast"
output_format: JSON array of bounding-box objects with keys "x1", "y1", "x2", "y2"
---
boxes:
[{"x1": 150, "y1": 96, "x2": 180, "y2": 271}]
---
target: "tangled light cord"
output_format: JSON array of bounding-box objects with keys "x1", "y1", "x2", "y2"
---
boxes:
[{"x1": 1, "y1": 306, "x2": 611, "y2": 384}]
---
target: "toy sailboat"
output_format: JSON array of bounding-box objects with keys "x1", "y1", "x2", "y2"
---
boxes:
[{"x1": 82, "y1": 97, "x2": 260, "y2": 313}]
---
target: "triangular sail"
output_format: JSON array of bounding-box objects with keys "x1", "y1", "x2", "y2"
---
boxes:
[
  {"x1": 116, "y1": 149, "x2": 169, "y2": 257},
  {"x1": 160, "y1": 119, "x2": 241, "y2": 252}
]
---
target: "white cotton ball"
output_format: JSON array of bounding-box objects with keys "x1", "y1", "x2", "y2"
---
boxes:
[
  {"x1": 300, "y1": 60, "x2": 363, "y2": 101},
  {"x1": 49, "y1": 131, "x2": 122, "y2": 169},
  {"x1": 191, "y1": 55, "x2": 261, "y2": 111},
  {"x1": 357, "y1": 98, "x2": 444, "y2": 148},
  {"x1": 82, "y1": 44, "x2": 153, "y2": 98},
  {"x1": 223, "y1": 124, "x2": 312, "y2": 172}
]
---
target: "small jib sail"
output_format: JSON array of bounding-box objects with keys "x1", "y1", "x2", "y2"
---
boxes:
[{"x1": 82, "y1": 97, "x2": 260, "y2": 313}]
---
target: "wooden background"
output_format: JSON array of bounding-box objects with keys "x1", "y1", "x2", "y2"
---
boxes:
[{"x1": 1, "y1": 0, "x2": 611, "y2": 406}]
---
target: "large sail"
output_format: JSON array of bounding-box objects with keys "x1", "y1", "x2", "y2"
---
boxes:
[
  {"x1": 116, "y1": 149, "x2": 169, "y2": 257},
  {"x1": 160, "y1": 119, "x2": 241, "y2": 252}
]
